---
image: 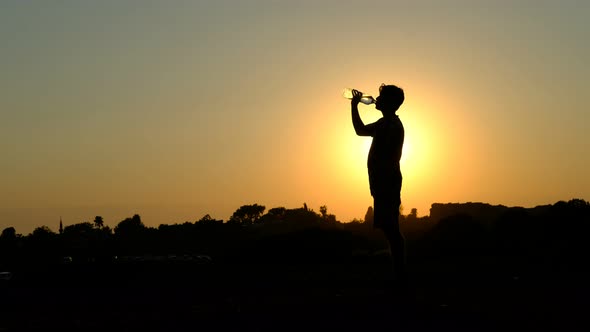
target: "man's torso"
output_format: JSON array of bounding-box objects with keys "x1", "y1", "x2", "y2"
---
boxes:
[{"x1": 367, "y1": 116, "x2": 404, "y2": 196}]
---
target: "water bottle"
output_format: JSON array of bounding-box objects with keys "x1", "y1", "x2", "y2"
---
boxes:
[{"x1": 342, "y1": 87, "x2": 375, "y2": 105}]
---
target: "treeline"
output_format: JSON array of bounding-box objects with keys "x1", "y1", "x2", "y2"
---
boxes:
[
  {"x1": 0, "y1": 204, "x2": 365, "y2": 267},
  {"x1": 1, "y1": 199, "x2": 589, "y2": 278}
]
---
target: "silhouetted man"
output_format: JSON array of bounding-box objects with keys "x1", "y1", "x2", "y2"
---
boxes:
[{"x1": 351, "y1": 84, "x2": 406, "y2": 284}]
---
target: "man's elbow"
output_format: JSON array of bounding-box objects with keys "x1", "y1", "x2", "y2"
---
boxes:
[
  {"x1": 356, "y1": 130, "x2": 371, "y2": 136},
  {"x1": 354, "y1": 128, "x2": 369, "y2": 136},
  {"x1": 352, "y1": 123, "x2": 363, "y2": 135}
]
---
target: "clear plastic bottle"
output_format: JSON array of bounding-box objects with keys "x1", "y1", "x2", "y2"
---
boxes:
[{"x1": 342, "y1": 87, "x2": 375, "y2": 105}]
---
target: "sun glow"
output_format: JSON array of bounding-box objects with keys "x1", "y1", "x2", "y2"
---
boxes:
[
  {"x1": 305, "y1": 93, "x2": 448, "y2": 221},
  {"x1": 326, "y1": 103, "x2": 437, "y2": 191},
  {"x1": 401, "y1": 137, "x2": 412, "y2": 165}
]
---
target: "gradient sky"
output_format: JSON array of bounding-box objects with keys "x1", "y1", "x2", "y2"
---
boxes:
[{"x1": 1, "y1": 0, "x2": 588, "y2": 233}]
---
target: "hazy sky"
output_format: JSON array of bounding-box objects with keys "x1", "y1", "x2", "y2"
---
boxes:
[{"x1": 1, "y1": 0, "x2": 588, "y2": 233}]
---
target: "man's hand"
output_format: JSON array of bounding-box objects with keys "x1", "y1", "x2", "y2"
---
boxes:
[{"x1": 351, "y1": 89, "x2": 363, "y2": 106}]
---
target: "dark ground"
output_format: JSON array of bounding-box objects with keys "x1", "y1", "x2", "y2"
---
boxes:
[{"x1": 1, "y1": 255, "x2": 588, "y2": 332}]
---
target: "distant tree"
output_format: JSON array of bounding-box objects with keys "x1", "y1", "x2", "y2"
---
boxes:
[
  {"x1": 60, "y1": 221, "x2": 113, "y2": 261},
  {"x1": 197, "y1": 214, "x2": 213, "y2": 223},
  {"x1": 318, "y1": 205, "x2": 337, "y2": 223},
  {"x1": 93, "y1": 216, "x2": 104, "y2": 229},
  {"x1": 62, "y1": 222, "x2": 95, "y2": 251},
  {"x1": 28, "y1": 226, "x2": 58, "y2": 257},
  {"x1": 568, "y1": 198, "x2": 589, "y2": 209},
  {"x1": 1, "y1": 227, "x2": 17, "y2": 241},
  {"x1": 228, "y1": 204, "x2": 266, "y2": 225},
  {"x1": 195, "y1": 214, "x2": 221, "y2": 224},
  {"x1": 364, "y1": 206, "x2": 374, "y2": 224},
  {"x1": 114, "y1": 214, "x2": 145, "y2": 237},
  {"x1": 0, "y1": 227, "x2": 19, "y2": 263},
  {"x1": 319, "y1": 205, "x2": 328, "y2": 219},
  {"x1": 282, "y1": 207, "x2": 322, "y2": 226},
  {"x1": 407, "y1": 208, "x2": 418, "y2": 221},
  {"x1": 100, "y1": 226, "x2": 113, "y2": 236},
  {"x1": 258, "y1": 207, "x2": 287, "y2": 224},
  {"x1": 193, "y1": 215, "x2": 223, "y2": 230},
  {"x1": 31, "y1": 225, "x2": 56, "y2": 238},
  {"x1": 325, "y1": 214, "x2": 338, "y2": 223},
  {"x1": 63, "y1": 222, "x2": 95, "y2": 236},
  {"x1": 268, "y1": 207, "x2": 287, "y2": 218}
]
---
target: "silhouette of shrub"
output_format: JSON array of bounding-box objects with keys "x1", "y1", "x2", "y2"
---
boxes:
[{"x1": 228, "y1": 204, "x2": 266, "y2": 225}]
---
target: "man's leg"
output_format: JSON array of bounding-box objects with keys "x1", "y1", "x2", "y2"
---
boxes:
[
  {"x1": 383, "y1": 222, "x2": 406, "y2": 284},
  {"x1": 374, "y1": 196, "x2": 407, "y2": 283}
]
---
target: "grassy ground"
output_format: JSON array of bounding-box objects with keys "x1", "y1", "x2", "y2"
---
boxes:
[{"x1": 1, "y1": 256, "x2": 588, "y2": 331}]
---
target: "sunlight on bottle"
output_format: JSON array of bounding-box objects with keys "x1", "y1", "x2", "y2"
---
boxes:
[
  {"x1": 342, "y1": 88, "x2": 375, "y2": 105},
  {"x1": 342, "y1": 88, "x2": 354, "y2": 99}
]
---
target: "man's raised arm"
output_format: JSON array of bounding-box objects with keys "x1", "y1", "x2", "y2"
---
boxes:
[{"x1": 351, "y1": 89, "x2": 374, "y2": 136}]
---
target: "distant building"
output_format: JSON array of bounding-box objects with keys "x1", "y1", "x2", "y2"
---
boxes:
[{"x1": 429, "y1": 202, "x2": 509, "y2": 224}]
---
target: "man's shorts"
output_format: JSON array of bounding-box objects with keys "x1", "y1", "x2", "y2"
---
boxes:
[{"x1": 373, "y1": 195, "x2": 401, "y2": 230}]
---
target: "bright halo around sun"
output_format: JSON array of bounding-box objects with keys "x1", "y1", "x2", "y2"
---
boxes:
[{"x1": 400, "y1": 136, "x2": 412, "y2": 165}]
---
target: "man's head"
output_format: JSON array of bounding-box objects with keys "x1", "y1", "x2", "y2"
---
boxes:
[{"x1": 375, "y1": 84, "x2": 404, "y2": 114}]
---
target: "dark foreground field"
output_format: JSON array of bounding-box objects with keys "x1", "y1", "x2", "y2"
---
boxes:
[{"x1": 2, "y1": 255, "x2": 588, "y2": 332}]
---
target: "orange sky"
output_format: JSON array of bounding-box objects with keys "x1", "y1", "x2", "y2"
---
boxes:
[{"x1": 1, "y1": 1, "x2": 588, "y2": 233}]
